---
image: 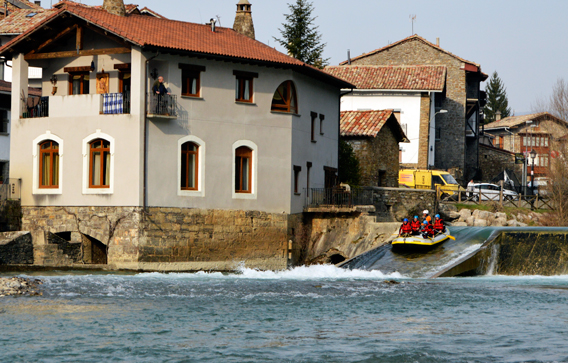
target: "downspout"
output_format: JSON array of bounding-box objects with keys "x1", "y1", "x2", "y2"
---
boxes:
[
  {"x1": 338, "y1": 88, "x2": 353, "y2": 184},
  {"x1": 143, "y1": 51, "x2": 160, "y2": 212}
]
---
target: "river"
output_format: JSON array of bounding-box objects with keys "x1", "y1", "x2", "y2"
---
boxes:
[{"x1": 1, "y1": 266, "x2": 568, "y2": 362}]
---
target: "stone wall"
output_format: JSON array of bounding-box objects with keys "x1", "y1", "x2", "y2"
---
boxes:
[
  {"x1": 350, "y1": 38, "x2": 478, "y2": 182},
  {"x1": 479, "y1": 144, "x2": 522, "y2": 182},
  {"x1": 418, "y1": 93, "x2": 431, "y2": 168},
  {"x1": 0, "y1": 232, "x2": 33, "y2": 264},
  {"x1": 0, "y1": 200, "x2": 21, "y2": 232},
  {"x1": 371, "y1": 187, "x2": 437, "y2": 221},
  {"x1": 140, "y1": 208, "x2": 289, "y2": 270}
]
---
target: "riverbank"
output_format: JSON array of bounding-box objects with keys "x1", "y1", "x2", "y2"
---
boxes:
[{"x1": 0, "y1": 277, "x2": 42, "y2": 297}]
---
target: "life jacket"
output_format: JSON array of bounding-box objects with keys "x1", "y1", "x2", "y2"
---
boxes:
[
  {"x1": 400, "y1": 222, "x2": 412, "y2": 234},
  {"x1": 422, "y1": 223, "x2": 435, "y2": 236},
  {"x1": 411, "y1": 220, "x2": 421, "y2": 231},
  {"x1": 434, "y1": 218, "x2": 445, "y2": 232}
]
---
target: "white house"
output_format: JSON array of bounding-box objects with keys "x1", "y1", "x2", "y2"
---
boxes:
[{"x1": 0, "y1": 0, "x2": 352, "y2": 270}]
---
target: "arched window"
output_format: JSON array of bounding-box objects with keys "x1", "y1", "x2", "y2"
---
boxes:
[
  {"x1": 235, "y1": 146, "x2": 252, "y2": 193},
  {"x1": 89, "y1": 139, "x2": 111, "y2": 188},
  {"x1": 181, "y1": 142, "x2": 199, "y2": 190},
  {"x1": 271, "y1": 81, "x2": 298, "y2": 114},
  {"x1": 39, "y1": 140, "x2": 59, "y2": 188}
]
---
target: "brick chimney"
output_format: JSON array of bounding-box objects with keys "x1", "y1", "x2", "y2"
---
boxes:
[
  {"x1": 103, "y1": 0, "x2": 126, "y2": 16},
  {"x1": 496, "y1": 110, "x2": 502, "y2": 121},
  {"x1": 233, "y1": 0, "x2": 255, "y2": 40}
]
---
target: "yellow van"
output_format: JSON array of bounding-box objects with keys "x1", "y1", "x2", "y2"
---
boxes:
[{"x1": 399, "y1": 169, "x2": 460, "y2": 196}]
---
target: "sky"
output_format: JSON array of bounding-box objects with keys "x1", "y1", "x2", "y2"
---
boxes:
[{"x1": 73, "y1": 0, "x2": 568, "y2": 115}]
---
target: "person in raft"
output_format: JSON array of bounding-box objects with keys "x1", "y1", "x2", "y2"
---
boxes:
[
  {"x1": 421, "y1": 220, "x2": 435, "y2": 239},
  {"x1": 411, "y1": 215, "x2": 421, "y2": 235},
  {"x1": 433, "y1": 214, "x2": 445, "y2": 234},
  {"x1": 399, "y1": 218, "x2": 412, "y2": 237},
  {"x1": 422, "y1": 210, "x2": 432, "y2": 224}
]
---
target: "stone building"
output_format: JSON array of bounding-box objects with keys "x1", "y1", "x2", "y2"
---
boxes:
[
  {"x1": 341, "y1": 110, "x2": 408, "y2": 187},
  {"x1": 483, "y1": 112, "x2": 568, "y2": 179},
  {"x1": 326, "y1": 64, "x2": 446, "y2": 169},
  {"x1": 478, "y1": 143, "x2": 522, "y2": 183},
  {"x1": 0, "y1": 0, "x2": 351, "y2": 271},
  {"x1": 233, "y1": 0, "x2": 255, "y2": 39},
  {"x1": 342, "y1": 35, "x2": 488, "y2": 183}
]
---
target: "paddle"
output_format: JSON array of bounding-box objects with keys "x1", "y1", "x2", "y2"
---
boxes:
[{"x1": 447, "y1": 235, "x2": 456, "y2": 240}]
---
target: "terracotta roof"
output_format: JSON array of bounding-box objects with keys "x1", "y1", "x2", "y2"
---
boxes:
[
  {"x1": 137, "y1": 6, "x2": 166, "y2": 19},
  {"x1": 0, "y1": 2, "x2": 351, "y2": 88},
  {"x1": 484, "y1": 112, "x2": 568, "y2": 130},
  {"x1": 0, "y1": 0, "x2": 42, "y2": 11},
  {"x1": 325, "y1": 65, "x2": 446, "y2": 91},
  {"x1": 341, "y1": 110, "x2": 407, "y2": 142},
  {"x1": 0, "y1": 79, "x2": 40, "y2": 96},
  {"x1": 341, "y1": 35, "x2": 481, "y2": 68},
  {"x1": 0, "y1": 8, "x2": 55, "y2": 35}
]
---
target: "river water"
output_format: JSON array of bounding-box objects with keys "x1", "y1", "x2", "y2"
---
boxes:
[{"x1": 1, "y1": 266, "x2": 568, "y2": 362}]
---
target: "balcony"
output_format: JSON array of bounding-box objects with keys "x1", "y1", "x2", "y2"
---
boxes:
[
  {"x1": 22, "y1": 96, "x2": 49, "y2": 118},
  {"x1": 147, "y1": 93, "x2": 177, "y2": 119},
  {"x1": 100, "y1": 92, "x2": 130, "y2": 115}
]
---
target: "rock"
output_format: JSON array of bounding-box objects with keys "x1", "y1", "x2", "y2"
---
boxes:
[
  {"x1": 474, "y1": 219, "x2": 488, "y2": 227},
  {"x1": 439, "y1": 204, "x2": 458, "y2": 213},
  {"x1": 466, "y1": 216, "x2": 475, "y2": 226},
  {"x1": 0, "y1": 277, "x2": 42, "y2": 298},
  {"x1": 507, "y1": 220, "x2": 518, "y2": 227},
  {"x1": 478, "y1": 211, "x2": 494, "y2": 221},
  {"x1": 495, "y1": 212, "x2": 508, "y2": 220},
  {"x1": 452, "y1": 222, "x2": 468, "y2": 227},
  {"x1": 447, "y1": 211, "x2": 461, "y2": 220},
  {"x1": 459, "y1": 209, "x2": 472, "y2": 220},
  {"x1": 517, "y1": 222, "x2": 528, "y2": 227},
  {"x1": 493, "y1": 217, "x2": 508, "y2": 227}
]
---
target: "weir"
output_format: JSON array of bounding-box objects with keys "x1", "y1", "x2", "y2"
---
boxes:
[{"x1": 340, "y1": 227, "x2": 568, "y2": 278}]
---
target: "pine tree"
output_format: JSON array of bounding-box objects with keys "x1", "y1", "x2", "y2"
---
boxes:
[
  {"x1": 484, "y1": 71, "x2": 512, "y2": 124},
  {"x1": 338, "y1": 140, "x2": 360, "y2": 186},
  {"x1": 274, "y1": 0, "x2": 329, "y2": 68}
]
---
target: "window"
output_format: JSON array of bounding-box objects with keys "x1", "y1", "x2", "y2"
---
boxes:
[
  {"x1": 179, "y1": 63, "x2": 206, "y2": 97},
  {"x1": 65, "y1": 66, "x2": 91, "y2": 95},
  {"x1": 271, "y1": 81, "x2": 298, "y2": 113},
  {"x1": 89, "y1": 139, "x2": 111, "y2": 188},
  {"x1": 294, "y1": 165, "x2": 301, "y2": 194},
  {"x1": 234, "y1": 70, "x2": 258, "y2": 103},
  {"x1": 32, "y1": 132, "x2": 63, "y2": 195},
  {"x1": 319, "y1": 114, "x2": 325, "y2": 135},
  {"x1": 0, "y1": 110, "x2": 7, "y2": 133},
  {"x1": 310, "y1": 112, "x2": 317, "y2": 142},
  {"x1": 235, "y1": 146, "x2": 252, "y2": 193},
  {"x1": 39, "y1": 140, "x2": 59, "y2": 189},
  {"x1": 181, "y1": 142, "x2": 199, "y2": 190},
  {"x1": 306, "y1": 161, "x2": 312, "y2": 191}
]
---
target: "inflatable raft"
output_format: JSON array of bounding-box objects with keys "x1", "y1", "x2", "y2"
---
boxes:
[{"x1": 391, "y1": 229, "x2": 452, "y2": 251}]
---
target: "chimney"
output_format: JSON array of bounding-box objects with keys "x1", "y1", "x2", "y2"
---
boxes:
[
  {"x1": 102, "y1": 0, "x2": 126, "y2": 16},
  {"x1": 233, "y1": 0, "x2": 255, "y2": 40},
  {"x1": 34, "y1": 1, "x2": 41, "y2": 6},
  {"x1": 436, "y1": 37, "x2": 440, "y2": 46},
  {"x1": 496, "y1": 110, "x2": 502, "y2": 121}
]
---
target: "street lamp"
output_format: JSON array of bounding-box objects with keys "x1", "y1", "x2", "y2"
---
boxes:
[
  {"x1": 428, "y1": 109, "x2": 448, "y2": 168},
  {"x1": 530, "y1": 149, "x2": 537, "y2": 194}
]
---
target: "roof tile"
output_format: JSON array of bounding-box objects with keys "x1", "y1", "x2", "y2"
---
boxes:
[
  {"x1": 341, "y1": 110, "x2": 394, "y2": 137},
  {"x1": 484, "y1": 112, "x2": 567, "y2": 130}
]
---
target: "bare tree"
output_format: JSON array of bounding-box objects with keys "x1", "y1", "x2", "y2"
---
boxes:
[{"x1": 532, "y1": 78, "x2": 568, "y2": 122}]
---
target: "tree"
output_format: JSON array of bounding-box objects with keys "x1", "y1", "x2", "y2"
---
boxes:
[
  {"x1": 532, "y1": 78, "x2": 568, "y2": 122},
  {"x1": 484, "y1": 71, "x2": 512, "y2": 124},
  {"x1": 274, "y1": 0, "x2": 329, "y2": 68},
  {"x1": 338, "y1": 140, "x2": 360, "y2": 186}
]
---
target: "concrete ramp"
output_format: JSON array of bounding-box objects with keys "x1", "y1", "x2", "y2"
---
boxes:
[{"x1": 341, "y1": 227, "x2": 568, "y2": 278}]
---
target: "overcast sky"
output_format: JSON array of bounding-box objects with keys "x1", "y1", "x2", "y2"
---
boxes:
[{"x1": 74, "y1": 0, "x2": 568, "y2": 115}]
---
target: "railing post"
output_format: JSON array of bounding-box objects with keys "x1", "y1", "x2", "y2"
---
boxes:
[
  {"x1": 458, "y1": 186, "x2": 462, "y2": 203},
  {"x1": 499, "y1": 180, "x2": 504, "y2": 207}
]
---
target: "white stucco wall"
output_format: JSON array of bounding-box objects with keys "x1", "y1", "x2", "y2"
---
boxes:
[{"x1": 340, "y1": 91, "x2": 421, "y2": 164}]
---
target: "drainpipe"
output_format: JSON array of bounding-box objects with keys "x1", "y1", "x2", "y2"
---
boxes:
[{"x1": 143, "y1": 51, "x2": 160, "y2": 213}]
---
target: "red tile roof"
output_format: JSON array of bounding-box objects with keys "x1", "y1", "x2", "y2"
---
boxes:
[
  {"x1": 0, "y1": 9, "x2": 55, "y2": 35},
  {"x1": 0, "y1": 79, "x2": 40, "y2": 96},
  {"x1": 341, "y1": 35, "x2": 481, "y2": 68},
  {"x1": 341, "y1": 110, "x2": 407, "y2": 142},
  {"x1": 325, "y1": 65, "x2": 446, "y2": 91},
  {"x1": 0, "y1": 2, "x2": 352, "y2": 88}
]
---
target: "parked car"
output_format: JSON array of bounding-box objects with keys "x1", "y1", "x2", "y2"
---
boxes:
[
  {"x1": 469, "y1": 183, "x2": 519, "y2": 201},
  {"x1": 528, "y1": 177, "x2": 549, "y2": 196}
]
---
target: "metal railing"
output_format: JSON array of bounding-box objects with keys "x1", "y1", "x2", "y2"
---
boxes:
[
  {"x1": 304, "y1": 187, "x2": 376, "y2": 209},
  {"x1": 0, "y1": 178, "x2": 21, "y2": 201},
  {"x1": 147, "y1": 93, "x2": 177, "y2": 117},
  {"x1": 22, "y1": 96, "x2": 49, "y2": 118},
  {"x1": 101, "y1": 92, "x2": 130, "y2": 114}
]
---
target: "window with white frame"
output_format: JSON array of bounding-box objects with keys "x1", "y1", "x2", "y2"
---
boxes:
[
  {"x1": 32, "y1": 132, "x2": 64, "y2": 195},
  {"x1": 178, "y1": 135, "x2": 205, "y2": 197},
  {"x1": 82, "y1": 130, "x2": 115, "y2": 194},
  {"x1": 232, "y1": 140, "x2": 257, "y2": 199}
]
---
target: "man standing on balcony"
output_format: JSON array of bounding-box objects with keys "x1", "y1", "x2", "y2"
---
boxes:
[
  {"x1": 152, "y1": 76, "x2": 170, "y2": 95},
  {"x1": 152, "y1": 76, "x2": 171, "y2": 115}
]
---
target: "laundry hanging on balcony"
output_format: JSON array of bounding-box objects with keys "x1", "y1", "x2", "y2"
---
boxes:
[{"x1": 102, "y1": 93, "x2": 123, "y2": 114}]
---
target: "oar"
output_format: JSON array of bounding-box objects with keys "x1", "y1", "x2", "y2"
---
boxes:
[{"x1": 447, "y1": 235, "x2": 455, "y2": 240}]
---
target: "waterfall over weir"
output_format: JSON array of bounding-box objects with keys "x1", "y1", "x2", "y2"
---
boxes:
[{"x1": 340, "y1": 227, "x2": 568, "y2": 278}]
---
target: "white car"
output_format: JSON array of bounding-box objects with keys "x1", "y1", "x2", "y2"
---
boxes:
[{"x1": 469, "y1": 183, "x2": 519, "y2": 201}]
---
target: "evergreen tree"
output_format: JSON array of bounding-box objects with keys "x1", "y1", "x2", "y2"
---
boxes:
[
  {"x1": 483, "y1": 71, "x2": 512, "y2": 124},
  {"x1": 338, "y1": 140, "x2": 360, "y2": 186},
  {"x1": 274, "y1": 0, "x2": 329, "y2": 68}
]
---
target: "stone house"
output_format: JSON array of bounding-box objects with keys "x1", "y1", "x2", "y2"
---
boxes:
[
  {"x1": 0, "y1": 0, "x2": 352, "y2": 270},
  {"x1": 341, "y1": 110, "x2": 408, "y2": 187},
  {"x1": 325, "y1": 65, "x2": 445, "y2": 169},
  {"x1": 341, "y1": 35, "x2": 488, "y2": 183},
  {"x1": 483, "y1": 112, "x2": 568, "y2": 179},
  {"x1": 478, "y1": 143, "x2": 522, "y2": 184}
]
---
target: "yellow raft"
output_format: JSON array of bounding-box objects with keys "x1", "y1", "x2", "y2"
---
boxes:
[{"x1": 391, "y1": 229, "x2": 452, "y2": 250}]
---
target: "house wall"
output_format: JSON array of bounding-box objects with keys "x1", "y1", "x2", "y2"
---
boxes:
[
  {"x1": 349, "y1": 39, "x2": 474, "y2": 182},
  {"x1": 479, "y1": 144, "x2": 522, "y2": 182},
  {"x1": 340, "y1": 91, "x2": 421, "y2": 165}
]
